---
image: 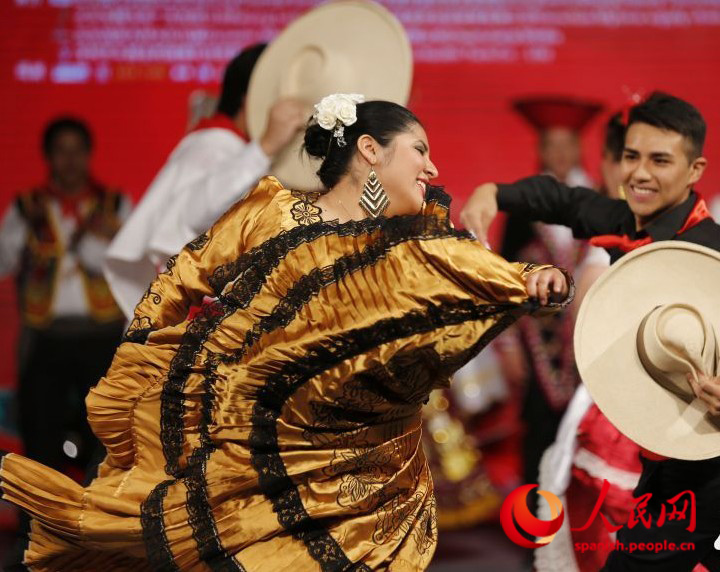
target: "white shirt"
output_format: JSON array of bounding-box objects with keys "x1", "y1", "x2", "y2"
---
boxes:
[
  {"x1": 104, "y1": 127, "x2": 271, "y2": 319},
  {"x1": 0, "y1": 195, "x2": 132, "y2": 318},
  {"x1": 541, "y1": 166, "x2": 597, "y2": 254},
  {"x1": 564, "y1": 165, "x2": 594, "y2": 189}
]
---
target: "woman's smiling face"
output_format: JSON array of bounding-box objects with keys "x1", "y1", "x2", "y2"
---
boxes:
[{"x1": 373, "y1": 123, "x2": 439, "y2": 216}]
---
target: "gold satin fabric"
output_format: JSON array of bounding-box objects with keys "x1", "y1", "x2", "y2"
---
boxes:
[{"x1": 0, "y1": 177, "x2": 567, "y2": 571}]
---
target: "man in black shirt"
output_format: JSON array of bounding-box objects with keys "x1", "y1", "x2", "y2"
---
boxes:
[{"x1": 461, "y1": 92, "x2": 720, "y2": 571}]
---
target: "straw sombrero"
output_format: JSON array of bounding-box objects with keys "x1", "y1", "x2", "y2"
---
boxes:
[
  {"x1": 245, "y1": 0, "x2": 412, "y2": 191},
  {"x1": 575, "y1": 241, "x2": 720, "y2": 461}
]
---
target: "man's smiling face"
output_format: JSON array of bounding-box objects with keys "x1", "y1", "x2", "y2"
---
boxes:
[{"x1": 621, "y1": 122, "x2": 706, "y2": 229}]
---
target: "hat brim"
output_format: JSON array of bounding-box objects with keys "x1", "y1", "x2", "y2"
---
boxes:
[
  {"x1": 575, "y1": 241, "x2": 720, "y2": 461},
  {"x1": 246, "y1": 0, "x2": 413, "y2": 191}
]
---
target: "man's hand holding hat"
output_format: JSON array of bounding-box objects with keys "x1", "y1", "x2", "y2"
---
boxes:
[
  {"x1": 689, "y1": 373, "x2": 720, "y2": 417},
  {"x1": 259, "y1": 98, "x2": 308, "y2": 158}
]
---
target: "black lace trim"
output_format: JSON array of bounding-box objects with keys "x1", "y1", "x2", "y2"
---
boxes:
[
  {"x1": 249, "y1": 300, "x2": 521, "y2": 571},
  {"x1": 220, "y1": 213, "x2": 470, "y2": 365},
  {"x1": 179, "y1": 216, "x2": 469, "y2": 569},
  {"x1": 183, "y1": 353, "x2": 247, "y2": 571},
  {"x1": 159, "y1": 298, "x2": 235, "y2": 477},
  {"x1": 207, "y1": 185, "x2": 465, "y2": 298},
  {"x1": 126, "y1": 186, "x2": 463, "y2": 343},
  {"x1": 425, "y1": 185, "x2": 451, "y2": 209},
  {"x1": 140, "y1": 479, "x2": 179, "y2": 572},
  {"x1": 140, "y1": 188, "x2": 477, "y2": 569},
  {"x1": 123, "y1": 327, "x2": 153, "y2": 344},
  {"x1": 187, "y1": 233, "x2": 210, "y2": 251},
  {"x1": 162, "y1": 209, "x2": 468, "y2": 477}
]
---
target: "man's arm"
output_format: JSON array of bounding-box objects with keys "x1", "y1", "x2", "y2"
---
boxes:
[
  {"x1": 460, "y1": 175, "x2": 629, "y2": 243},
  {"x1": 178, "y1": 140, "x2": 271, "y2": 236},
  {"x1": 174, "y1": 98, "x2": 308, "y2": 239}
]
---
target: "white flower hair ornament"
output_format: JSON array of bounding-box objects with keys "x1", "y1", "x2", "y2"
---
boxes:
[{"x1": 313, "y1": 93, "x2": 365, "y2": 149}]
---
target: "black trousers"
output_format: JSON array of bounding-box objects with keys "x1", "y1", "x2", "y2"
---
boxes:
[
  {"x1": 602, "y1": 456, "x2": 720, "y2": 571},
  {"x1": 4, "y1": 319, "x2": 121, "y2": 571},
  {"x1": 16, "y1": 318, "x2": 123, "y2": 471}
]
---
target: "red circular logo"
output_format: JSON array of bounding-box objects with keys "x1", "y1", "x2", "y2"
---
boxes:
[{"x1": 499, "y1": 484, "x2": 564, "y2": 548}]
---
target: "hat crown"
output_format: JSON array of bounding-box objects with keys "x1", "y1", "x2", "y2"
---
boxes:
[
  {"x1": 246, "y1": 0, "x2": 412, "y2": 191},
  {"x1": 574, "y1": 241, "x2": 720, "y2": 460},
  {"x1": 637, "y1": 304, "x2": 718, "y2": 402}
]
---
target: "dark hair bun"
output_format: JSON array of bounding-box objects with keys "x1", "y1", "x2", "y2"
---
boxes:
[
  {"x1": 303, "y1": 123, "x2": 332, "y2": 160},
  {"x1": 302, "y1": 101, "x2": 421, "y2": 189}
]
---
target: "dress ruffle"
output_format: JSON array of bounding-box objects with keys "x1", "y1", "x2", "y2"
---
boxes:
[{"x1": 1, "y1": 178, "x2": 569, "y2": 571}]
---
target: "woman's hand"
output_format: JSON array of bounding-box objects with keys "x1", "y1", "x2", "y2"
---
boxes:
[
  {"x1": 688, "y1": 373, "x2": 720, "y2": 415},
  {"x1": 525, "y1": 268, "x2": 569, "y2": 306},
  {"x1": 459, "y1": 183, "x2": 499, "y2": 244}
]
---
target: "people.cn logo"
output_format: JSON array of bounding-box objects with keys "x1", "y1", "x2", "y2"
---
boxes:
[{"x1": 500, "y1": 484, "x2": 564, "y2": 548}]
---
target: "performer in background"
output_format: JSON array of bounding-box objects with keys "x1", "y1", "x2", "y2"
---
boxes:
[
  {"x1": 0, "y1": 96, "x2": 570, "y2": 571},
  {"x1": 498, "y1": 96, "x2": 603, "y2": 499},
  {"x1": 462, "y1": 91, "x2": 720, "y2": 572},
  {"x1": 598, "y1": 112, "x2": 627, "y2": 201},
  {"x1": 514, "y1": 96, "x2": 601, "y2": 188},
  {"x1": 105, "y1": 43, "x2": 307, "y2": 318},
  {"x1": 0, "y1": 117, "x2": 130, "y2": 473},
  {"x1": 531, "y1": 109, "x2": 645, "y2": 572}
]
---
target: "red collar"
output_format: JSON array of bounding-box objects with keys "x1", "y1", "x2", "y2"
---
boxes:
[
  {"x1": 590, "y1": 195, "x2": 712, "y2": 253},
  {"x1": 192, "y1": 114, "x2": 248, "y2": 141},
  {"x1": 42, "y1": 181, "x2": 101, "y2": 219}
]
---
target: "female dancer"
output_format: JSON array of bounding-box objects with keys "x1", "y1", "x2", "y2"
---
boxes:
[{"x1": 0, "y1": 95, "x2": 570, "y2": 571}]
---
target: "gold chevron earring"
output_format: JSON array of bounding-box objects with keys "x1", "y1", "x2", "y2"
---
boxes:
[{"x1": 359, "y1": 168, "x2": 389, "y2": 218}]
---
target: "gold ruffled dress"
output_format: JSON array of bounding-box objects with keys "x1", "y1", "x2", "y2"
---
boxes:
[{"x1": 0, "y1": 177, "x2": 568, "y2": 571}]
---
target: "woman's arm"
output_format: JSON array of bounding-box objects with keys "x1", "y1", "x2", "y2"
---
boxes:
[{"x1": 417, "y1": 233, "x2": 572, "y2": 311}]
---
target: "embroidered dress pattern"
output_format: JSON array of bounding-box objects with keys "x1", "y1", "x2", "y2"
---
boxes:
[
  {"x1": 290, "y1": 191, "x2": 323, "y2": 226},
  {"x1": 0, "y1": 177, "x2": 569, "y2": 571}
]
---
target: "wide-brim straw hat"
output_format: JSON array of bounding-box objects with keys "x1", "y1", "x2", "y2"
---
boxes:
[
  {"x1": 246, "y1": 0, "x2": 412, "y2": 191},
  {"x1": 575, "y1": 241, "x2": 720, "y2": 461}
]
